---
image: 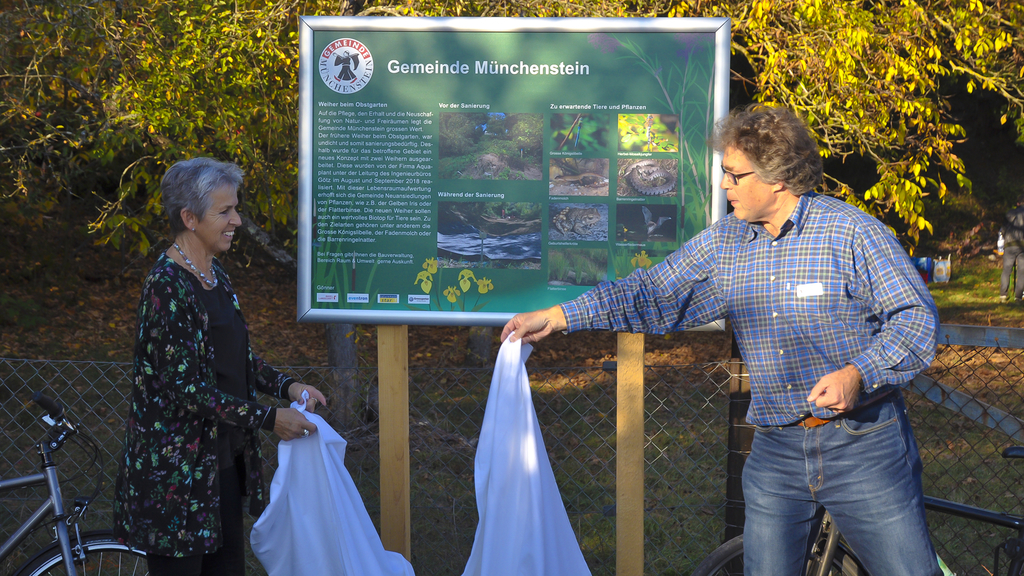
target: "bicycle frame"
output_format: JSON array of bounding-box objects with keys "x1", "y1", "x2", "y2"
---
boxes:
[
  {"x1": 924, "y1": 496, "x2": 1024, "y2": 532},
  {"x1": 802, "y1": 484, "x2": 1024, "y2": 576},
  {"x1": 0, "y1": 398, "x2": 85, "y2": 576},
  {"x1": 806, "y1": 512, "x2": 843, "y2": 576},
  {"x1": 924, "y1": 495, "x2": 1024, "y2": 576}
]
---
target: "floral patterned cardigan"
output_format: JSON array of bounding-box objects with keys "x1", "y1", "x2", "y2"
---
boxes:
[{"x1": 113, "y1": 253, "x2": 295, "y2": 556}]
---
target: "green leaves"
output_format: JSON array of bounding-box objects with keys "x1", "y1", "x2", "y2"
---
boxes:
[
  {"x1": 2, "y1": 0, "x2": 1022, "y2": 255},
  {"x1": 703, "y1": 0, "x2": 1024, "y2": 249}
]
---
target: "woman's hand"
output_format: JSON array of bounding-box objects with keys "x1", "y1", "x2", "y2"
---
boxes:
[
  {"x1": 274, "y1": 407, "x2": 317, "y2": 441},
  {"x1": 288, "y1": 382, "x2": 328, "y2": 413}
]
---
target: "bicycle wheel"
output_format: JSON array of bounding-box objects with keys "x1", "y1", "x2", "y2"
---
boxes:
[
  {"x1": 15, "y1": 530, "x2": 148, "y2": 576},
  {"x1": 691, "y1": 535, "x2": 870, "y2": 576}
]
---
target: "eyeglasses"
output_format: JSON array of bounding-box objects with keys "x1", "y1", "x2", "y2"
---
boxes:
[{"x1": 722, "y1": 169, "x2": 756, "y2": 186}]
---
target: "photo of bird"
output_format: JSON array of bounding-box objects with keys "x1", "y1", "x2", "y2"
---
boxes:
[
  {"x1": 642, "y1": 206, "x2": 673, "y2": 238},
  {"x1": 615, "y1": 204, "x2": 677, "y2": 243}
]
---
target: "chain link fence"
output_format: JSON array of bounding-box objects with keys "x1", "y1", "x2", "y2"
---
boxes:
[
  {"x1": 911, "y1": 326, "x2": 1024, "y2": 576},
  {"x1": 1, "y1": 325, "x2": 1021, "y2": 575}
]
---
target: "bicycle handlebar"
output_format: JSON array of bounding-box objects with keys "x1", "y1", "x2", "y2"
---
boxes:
[
  {"x1": 31, "y1": 391, "x2": 65, "y2": 422},
  {"x1": 1004, "y1": 446, "x2": 1024, "y2": 459}
]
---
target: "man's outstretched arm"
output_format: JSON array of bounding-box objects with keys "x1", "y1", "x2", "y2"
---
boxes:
[{"x1": 501, "y1": 305, "x2": 567, "y2": 344}]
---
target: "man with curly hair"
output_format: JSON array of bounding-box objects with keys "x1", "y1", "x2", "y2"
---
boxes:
[{"x1": 503, "y1": 105, "x2": 942, "y2": 575}]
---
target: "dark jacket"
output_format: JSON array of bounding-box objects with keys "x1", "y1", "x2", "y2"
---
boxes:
[
  {"x1": 1004, "y1": 206, "x2": 1024, "y2": 246},
  {"x1": 113, "y1": 253, "x2": 294, "y2": 556}
]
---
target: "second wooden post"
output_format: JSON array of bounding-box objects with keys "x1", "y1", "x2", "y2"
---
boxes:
[
  {"x1": 379, "y1": 324, "x2": 411, "y2": 560},
  {"x1": 617, "y1": 332, "x2": 645, "y2": 576}
]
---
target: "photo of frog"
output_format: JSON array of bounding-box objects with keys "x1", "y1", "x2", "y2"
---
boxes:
[{"x1": 548, "y1": 203, "x2": 609, "y2": 242}]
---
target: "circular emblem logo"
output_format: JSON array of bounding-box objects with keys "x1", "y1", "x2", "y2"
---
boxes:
[{"x1": 319, "y1": 38, "x2": 374, "y2": 94}]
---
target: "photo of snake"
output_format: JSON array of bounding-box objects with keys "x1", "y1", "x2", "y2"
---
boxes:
[{"x1": 616, "y1": 159, "x2": 679, "y2": 197}]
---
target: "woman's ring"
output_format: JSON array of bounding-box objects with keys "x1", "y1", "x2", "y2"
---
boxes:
[{"x1": 302, "y1": 429, "x2": 310, "y2": 438}]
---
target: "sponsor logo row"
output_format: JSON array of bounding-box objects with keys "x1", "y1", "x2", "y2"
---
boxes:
[{"x1": 317, "y1": 293, "x2": 431, "y2": 305}]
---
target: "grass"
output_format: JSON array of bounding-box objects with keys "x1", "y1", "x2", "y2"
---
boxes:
[{"x1": 928, "y1": 254, "x2": 1024, "y2": 326}]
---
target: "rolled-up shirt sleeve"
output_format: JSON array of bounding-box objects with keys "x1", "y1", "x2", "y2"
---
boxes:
[
  {"x1": 844, "y1": 223, "x2": 939, "y2": 390},
  {"x1": 561, "y1": 227, "x2": 729, "y2": 334}
]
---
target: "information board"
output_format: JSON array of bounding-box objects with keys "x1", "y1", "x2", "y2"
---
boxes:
[{"x1": 297, "y1": 17, "x2": 730, "y2": 325}]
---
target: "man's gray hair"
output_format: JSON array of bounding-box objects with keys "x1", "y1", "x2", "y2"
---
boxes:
[
  {"x1": 711, "y1": 104, "x2": 823, "y2": 195},
  {"x1": 161, "y1": 158, "x2": 243, "y2": 235}
]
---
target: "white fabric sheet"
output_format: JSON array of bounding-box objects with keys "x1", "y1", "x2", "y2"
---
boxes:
[
  {"x1": 251, "y1": 394, "x2": 415, "y2": 576},
  {"x1": 460, "y1": 338, "x2": 592, "y2": 576}
]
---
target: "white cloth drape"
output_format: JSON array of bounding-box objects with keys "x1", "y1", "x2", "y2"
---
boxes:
[
  {"x1": 460, "y1": 338, "x2": 592, "y2": 576},
  {"x1": 251, "y1": 395, "x2": 415, "y2": 576}
]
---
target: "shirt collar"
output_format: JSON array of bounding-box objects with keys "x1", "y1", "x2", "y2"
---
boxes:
[
  {"x1": 739, "y1": 191, "x2": 816, "y2": 243},
  {"x1": 775, "y1": 191, "x2": 816, "y2": 240}
]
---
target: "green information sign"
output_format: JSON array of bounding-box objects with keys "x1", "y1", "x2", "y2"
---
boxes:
[{"x1": 298, "y1": 17, "x2": 730, "y2": 325}]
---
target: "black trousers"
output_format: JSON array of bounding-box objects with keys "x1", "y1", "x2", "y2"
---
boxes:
[
  {"x1": 1002, "y1": 243, "x2": 1024, "y2": 300},
  {"x1": 145, "y1": 464, "x2": 246, "y2": 576}
]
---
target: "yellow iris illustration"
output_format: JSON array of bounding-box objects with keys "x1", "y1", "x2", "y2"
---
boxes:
[
  {"x1": 631, "y1": 250, "x2": 653, "y2": 269},
  {"x1": 414, "y1": 270, "x2": 433, "y2": 294},
  {"x1": 458, "y1": 269, "x2": 477, "y2": 292},
  {"x1": 412, "y1": 258, "x2": 497, "y2": 309},
  {"x1": 444, "y1": 286, "x2": 461, "y2": 303}
]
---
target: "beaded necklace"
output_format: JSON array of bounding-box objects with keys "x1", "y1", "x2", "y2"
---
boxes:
[{"x1": 173, "y1": 242, "x2": 218, "y2": 288}]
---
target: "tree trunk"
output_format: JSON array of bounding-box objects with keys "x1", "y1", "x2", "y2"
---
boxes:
[
  {"x1": 325, "y1": 323, "x2": 361, "y2": 429},
  {"x1": 239, "y1": 214, "x2": 296, "y2": 271},
  {"x1": 236, "y1": 217, "x2": 365, "y2": 425}
]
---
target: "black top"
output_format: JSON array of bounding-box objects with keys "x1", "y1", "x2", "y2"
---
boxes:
[
  {"x1": 1004, "y1": 206, "x2": 1024, "y2": 245},
  {"x1": 191, "y1": 274, "x2": 250, "y2": 469}
]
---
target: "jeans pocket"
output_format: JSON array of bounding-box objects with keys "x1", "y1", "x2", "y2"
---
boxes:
[
  {"x1": 840, "y1": 395, "x2": 899, "y2": 436},
  {"x1": 753, "y1": 424, "x2": 776, "y2": 434}
]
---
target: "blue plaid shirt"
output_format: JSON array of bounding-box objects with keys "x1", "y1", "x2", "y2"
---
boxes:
[{"x1": 562, "y1": 192, "x2": 939, "y2": 426}]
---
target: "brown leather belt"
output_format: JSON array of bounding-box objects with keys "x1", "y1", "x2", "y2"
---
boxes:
[
  {"x1": 797, "y1": 415, "x2": 834, "y2": 428},
  {"x1": 796, "y1": 389, "x2": 900, "y2": 428}
]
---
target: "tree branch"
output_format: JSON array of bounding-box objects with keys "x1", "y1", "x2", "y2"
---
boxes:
[{"x1": 238, "y1": 214, "x2": 296, "y2": 272}]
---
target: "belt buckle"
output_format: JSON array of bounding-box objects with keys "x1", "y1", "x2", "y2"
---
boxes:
[{"x1": 798, "y1": 415, "x2": 832, "y2": 428}]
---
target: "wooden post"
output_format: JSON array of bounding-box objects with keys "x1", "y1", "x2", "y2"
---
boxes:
[
  {"x1": 616, "y1": 332, "x2": 645, "y2": 576},
  {"x1": 725, "y1": 331, "x2": 753, "y2": 542},
  {"x1": 378, "y1": 324, "x2": 411, "y2": 560}
]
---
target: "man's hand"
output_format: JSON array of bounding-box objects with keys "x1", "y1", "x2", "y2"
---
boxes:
[
  {"x1": 500, "y1": 305, "x2": 567, "y2": 344},
  {"x1": 806, "y1": 365, "x2": 863, "y2": 413},
  {"x1": 274, "y1": 407, "x2": 317, "y2": 441},
  {"x1": 288, "y1": 382, "x2": 328, "y2": 413}
]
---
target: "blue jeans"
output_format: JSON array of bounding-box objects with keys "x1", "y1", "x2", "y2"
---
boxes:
[{"x1": 741, "y1": 390, "x2": 940, "y2": 576}]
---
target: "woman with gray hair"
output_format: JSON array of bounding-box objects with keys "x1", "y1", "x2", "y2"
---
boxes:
[{"x1": 112, "y1": 157, "x2": 327, "y2": 576}]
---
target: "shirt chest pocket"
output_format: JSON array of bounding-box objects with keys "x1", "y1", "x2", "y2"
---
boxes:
[{"x1": 786, "y1": 278, "x2": 845, "y2": 327}]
